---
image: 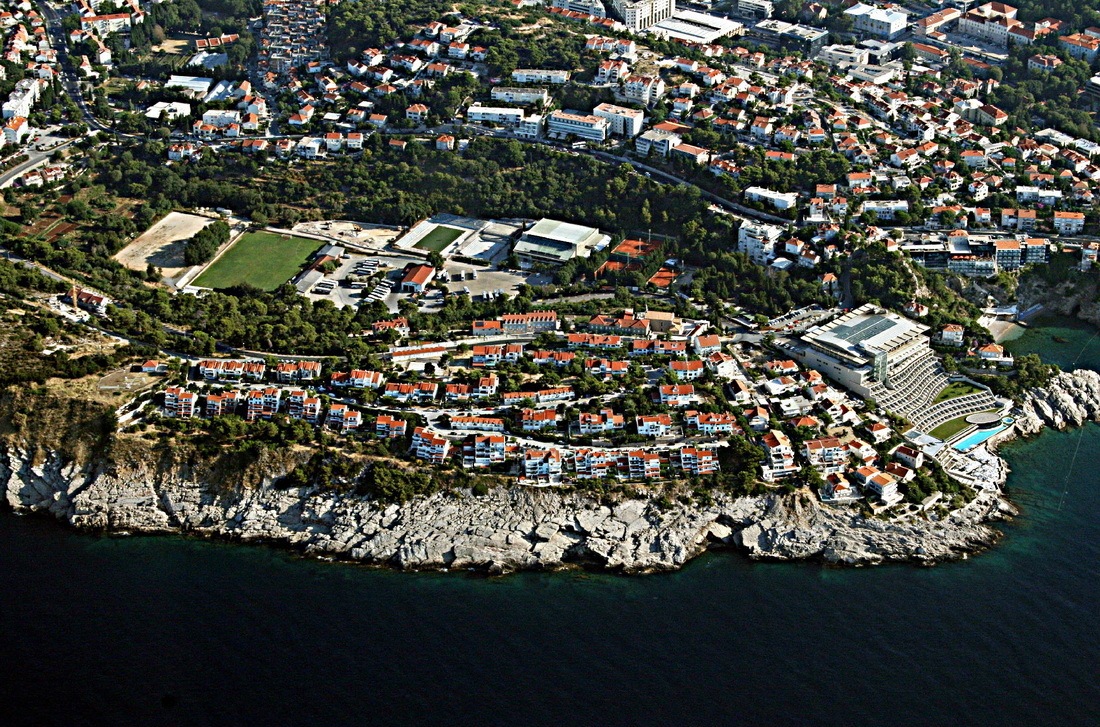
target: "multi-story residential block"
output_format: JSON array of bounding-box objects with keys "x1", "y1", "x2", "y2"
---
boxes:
[
  {"x1": 1053, "y1": 211, "x2": 1086, "y2": 235},
  {"x1": 383, "y1": 382, "x2": 439, "y2": 404},
  {"x1": 511, "y1": 69, "x2": 570, "y2": 84},
  {"x1": 462, "y1": 434, "x2": 506, "y2": 468},
  {"x1": 761, "y1": 428, "x2": 798, "y2": 481},
  {"x1": 803, "y1": 437, "x2": 848, "y2": 474},
  {"x1": 592, "y1": 103, "x2": 645, "y2": 137},
  {"x1": 499, "y1": 311, "x2": 559, "y2": 334},
  {"x1": 844, "y1": 3, "x2": 908, "y2": 39},
  {"x1": 744, "y1": 186, "x2": 798, "y2": 211},
  {"x1": 520, "y1": 408, "x2": 560, "y2": 431},
  {"x1": 163, "y1": 386, "x2": 196, "y2": 419},
  {"x1": 376, "y1": 414, "x2": 408, "y2": 438},
  {"x1": 861, "y1": 200, "x2": 909, "y2": 221},
  {"x1": 523, "y1": 448, "x2": 563, "y2": 482},
  {"x1": 609, "y1": 0, "x2": 674, "y2": 31},
  {"x1": 636, "y1": 413, "x2": 673, "y2": 437},
  {"x1": 625, "y1": 450, "x2": 661, "y2": 479},
  {"x1": 547, "y1": 110, "x2": 610, "y2": 142},
  {"x1": 412, "y1": 426, "x2": 451, "y2": 464},
  {"x1": 658, "y1": 385, "x2": 695, "y2": 407},
  {"x1": 467, "y1": 104, "x2": 525, "y2": 126},
  {"x1": 738, "y1": 222, "x2": 784, "y2": 264},
  {"x1": 450, "y1": 416, "x2": 506, "y2": 433},
  {"x1": 573, "y1": 448, "x2": 616, "y2": 479},
  {"x1": 472, "y1": 344, "x2": 524, "y2": 367},
  {"x1": 684, "y1": 411, "x2": 740, "y2": 435},
  {"x1": 636, "y1": 126, "x2": 682, "y2": 157},
  {"x1": 670, "y1": 359, "x2": 705, "y2": 381},
  {"x1": 674, "y1": 447, "x2": 719, "y2": 476},
  {"x1": 490, "y1": 87, "x2": 550, "y2": 106},
  {"x1": 331, "y1": 369, "x2": 385, "y2": 389},
  {"x1": 622, "y1": 74, "x2": 665, "y2": 105}
]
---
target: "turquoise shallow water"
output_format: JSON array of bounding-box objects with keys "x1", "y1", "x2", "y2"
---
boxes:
[
  {"x1": 1006, "y1": 314, "x2": 1100, "y2": 371},
  {"x1": 2, "y1": 320, "x2": 1099, "y2": 725}
]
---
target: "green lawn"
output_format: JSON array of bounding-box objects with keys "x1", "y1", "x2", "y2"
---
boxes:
[
  {"x1": 929, "y1": 416, "x2": 972, "y2": 441},
  {"x1": 933, "y1": 380, "x2": 983, "y2": 404},
  {"x1": 193, "y1": 232, "x2": 322, "y2": 291},
  {"x1": 414, "y1": 226, "x2": 463, "y2": 252}
]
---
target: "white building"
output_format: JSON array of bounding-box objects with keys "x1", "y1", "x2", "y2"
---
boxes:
[
  {"x1": 546, "y1": 110, "x2": 609, "y2": 142},
  {"x1": 622, "y1": 75, "x2": 665, "y2": 105},
  {"x1": 518, "y1": 114, "x2": 543, "y2": 139},
  {"x1": 1053, "y1": 211, "x2": 1086, "y2": 235},
  {"x1": 744, "y1": 186, "x2": 798, "y2": 211},
  {"x1": 738, "y1": 221, "x2": 784, "y2": 264},
  {"x1": 861, "y1": 200, "x2": 909, "y2": 221},
  {"x1": 646, "y1": 9, "x2": 744, "y2": 44},
  {"x1": 609, "y1": 0, "x2": 674, "y2": 31},
  {"x1": 490, "y1": 87, "x2": 550, "y2": 106},
  {"x1": 467, "y1": 104, "x2": 525, "y2": 126},
  {"x1": 592, "y1": 102, "x2": 645, "y2": 137},
  {"x1": 799, "y1": 304, "x2": 932, "y2": 398},
  {"x1": 735, "y1": 0, "x2": 773, "y2": 20},
  {"x1": 845, "y1": 3, "x2": 909, "y2": 40},
  {"x1": 550, "y1": 0, "x2": 606, "y2": 17},
  {"x1": 511, "y1": 69, "x2": 570, "y2": 84},
  {"x1": 635, "y1": 128, "x2": 682, "y2": 157},
  {"x1": 513, "y1": 218, "x2": 610, "y2": 268}
]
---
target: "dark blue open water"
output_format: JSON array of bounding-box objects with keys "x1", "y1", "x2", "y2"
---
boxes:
[{"x1": 2, "y1": 325, "x2": 1100, "y2": 725}]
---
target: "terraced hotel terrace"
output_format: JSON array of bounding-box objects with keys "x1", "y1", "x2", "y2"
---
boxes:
[{"x1": 797, "y1": 305, "x2": 1006, "y2": 439}]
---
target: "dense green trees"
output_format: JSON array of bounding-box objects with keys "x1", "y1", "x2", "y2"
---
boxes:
[
  {"x1": 183, "y1": 219, "x2": 231, "y2": 266},
  {"x1": 327, "y1": 0, "x2": 453, "y2": 60}
]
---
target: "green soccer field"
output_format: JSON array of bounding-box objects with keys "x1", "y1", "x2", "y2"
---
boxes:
[
  {"x1": 413, "y1": 226, "x2": 463, "y2": 252},
  {"x1": 193, "y1": 232, "x2": 323, "y2": 291}
]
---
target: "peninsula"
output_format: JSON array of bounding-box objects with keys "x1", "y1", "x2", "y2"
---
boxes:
[{"x1": 3, "y1": 0, "x2": 1100, "y2": 572}]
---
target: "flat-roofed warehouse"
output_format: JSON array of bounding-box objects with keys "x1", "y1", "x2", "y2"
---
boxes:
[
  {"x1": 513, "y1": 218, "x2": 611, "y2": 268},
  {"x1": 798, "y1": 304, "x2": 930, "y2": 397},
  {"x1": 647, "y1": 9, "x2": 744, "y2": 44}
]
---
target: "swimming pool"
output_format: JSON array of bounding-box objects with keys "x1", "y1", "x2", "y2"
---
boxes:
[{"x1": 953, "y1": 418, "x2": 1015, "y2": 452}]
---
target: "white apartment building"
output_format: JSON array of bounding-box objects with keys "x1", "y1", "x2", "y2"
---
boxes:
[
  {"x1": 861, "y1": 200, "x2": 909, "y2": 221},
  {"x1": 844, "y1": 3, "x2": 909, "y2": 40},
  {"x1": 610, "y1": 0, "x2": 674, "y2": 31},
  {"x1": 511, "y1": 68, "x2": 570, "y2": 84},
  {"x1": 489, "y1": 87, "x2": 550, "y2": 106},
  {"x1": 1053, "y1": 211, "x2": 1086, "y2": 235},
  {"x1": 550, "y1": 0, "x2": 606, "y2": 17},
  {"x1": 1, "y1": 79, "x2": 39, "y2": 119},
  {"x1": 518, "y1": 114, "x2": 543, "y2": 138},
  {"x1": 818, "y1": 44, "x2": 871, "y2": 66},
  {"x1": 738, "y1": 221, "x2": 784, "y2": 264},
  {"x1": 622, "y1": 75, "x2": 665, "y2": 105},
  {"x1": 202, "y1": 109, "x2": 241, "y2": 128},
  {"x1": 467, "y1": 104, "x2": 525, "y2": 126},
  {"x1": 736, "y1": 0, "x2": 773, "y2": 20},
  {"x1": 547, "y1": 110, "x2": 609, "y2": 142},
  {"x1": 635, "y1": 128, "x2": 681, "y2": 157},
  {"x1": 744, "y1": 186, "x2": 799, "y2": 211},
  {"x1": 592, "y1": 102, "x2": 645, "y2": 137}
]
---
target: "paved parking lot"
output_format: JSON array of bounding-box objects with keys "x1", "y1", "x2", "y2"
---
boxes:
[
  {"x1": 302, "y1": 251, "x2": 420, "y2": 309},
  {"x1": 439, "y1": 265, "x2": 535, "y2": 302}
]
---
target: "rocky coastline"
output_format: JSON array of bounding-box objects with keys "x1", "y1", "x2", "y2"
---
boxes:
[
  {"x1": 1014, "y1": 368, "x2": 1100, "y2": 435},
  {"x1": 2, "y1": 368, "x2": 1099, "y2": 575},
  {"x1": 0, "y1": 444, "x2": 1012, "y2": 574}
]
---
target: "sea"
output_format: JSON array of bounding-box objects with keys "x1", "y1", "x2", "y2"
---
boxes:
[{"x1": 2, "y1": 322, "x2": 1100, "y2": 726}]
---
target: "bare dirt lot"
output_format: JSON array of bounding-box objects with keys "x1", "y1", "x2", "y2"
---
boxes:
[
  {"x1": 114, "y1": 212, "x2": 216, "y2": 281},
  {"x1": 293, "y1": 220, "x2": 403, "y2": 250}
]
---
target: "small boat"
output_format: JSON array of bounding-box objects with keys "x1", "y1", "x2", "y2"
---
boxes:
[{"x1": 1053, "y1": 335, "x2": 1069, "y2": 344}]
